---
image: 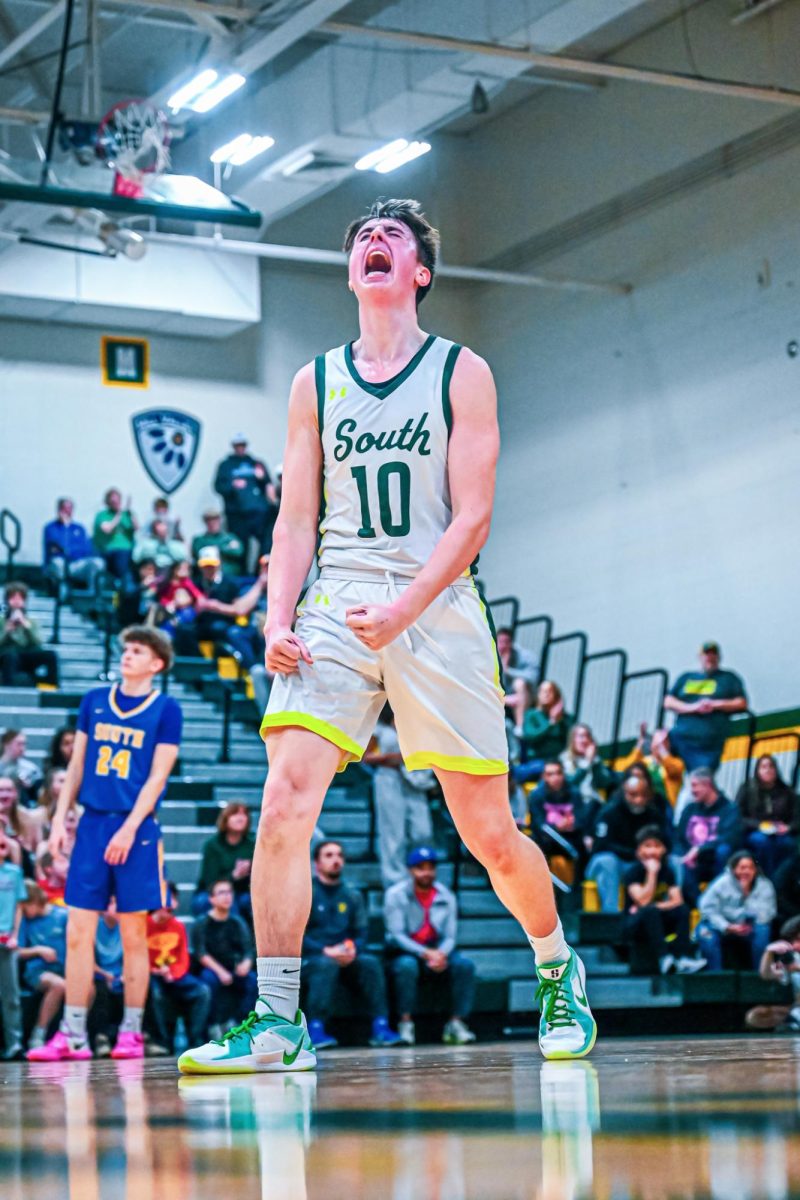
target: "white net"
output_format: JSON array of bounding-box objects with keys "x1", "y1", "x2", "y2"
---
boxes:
[{"x1": 97, "y1": 102, "x2": 170, "y2": 184}]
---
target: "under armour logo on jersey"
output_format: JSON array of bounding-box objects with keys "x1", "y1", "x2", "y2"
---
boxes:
[
  {"x1": 313, "y1": 593, "x2": 332, "y2": 607},
  {"x1": 329, "y1": 386, "x2": 347, "y2": 400}
]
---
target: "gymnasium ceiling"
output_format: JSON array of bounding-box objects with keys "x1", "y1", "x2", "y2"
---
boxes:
[{"x1": 0, "y1": 0, "x2": 798, "y2": 262}]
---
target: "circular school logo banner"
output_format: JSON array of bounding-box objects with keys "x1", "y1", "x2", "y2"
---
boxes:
[{"x1": 132, "y1": 409, "x2": 201, "y2": 495}]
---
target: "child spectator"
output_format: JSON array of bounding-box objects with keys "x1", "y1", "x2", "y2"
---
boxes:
[
  {"x1": 147, "y1": 882, "x2": 211, "y2": 1052},
  {"x1": 191, "y1": 879, "x2": 257, "y2": 1037},
  {"x1": 34, "y1": 805, "x2": 79, "y2": 902},
  {"x1": 697, "y1": 850, "x2": 776, "y2": 970},
  {"x1": 675, "y1": 769, "x2": 740, "y2": 904},
  {"x1": 559, "y1": 724, "x2": 617, "y2": 810},
  {"x1": 157, "y1": 561, "x2": 203, "y2": 642},
  {"x1": 624, "y1": 827, "x2": 705, "y2": 976},
  {"x1": 364, "y1": 707, "x2": 434, "y2": 889},
  {"x1": 0, "y1": 831, "x2": 26, "y2": 1059},
  {"x1": 18, "y1": 881, "x2": 68, "y2": 1052},
  {"x1": 93, "y1": 490, "x2": 137, "y2": 585},
  {"x1": 46, "y1": 726, "x2": 75, "y2": 772},
  {"x1": 0, "y1": 582, "x2": 59, "y2": 688},
  {"x1": 528, "y1": 761, "x2": 591, "y2": 882},
  {"x1": 0, "y1": 730, "x2": 43, "y2": 803},
  {"x1": 586, "y1": 776, "x2": 672, "y2": 912},
  {"x1": 152, "y1": 497, "x2": 183, "y2": 542},
  {"x1": 514, "y1": 681, "x2": 572, "y2": 784},
  {"x1": 736, "y1": 754, "x2": 800, "y2": 879},
  {"x1": 0, "y1": 774, "x2": 32, "y2": 863},
  {"x1": 117, "y1": 559, "x2": 161, "y2": 628},
  {"x1": 193, "y1": 803, "x2": 255, "y2": 919}
]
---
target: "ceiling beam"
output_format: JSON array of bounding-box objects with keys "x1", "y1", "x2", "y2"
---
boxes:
[
  {"x1": 0, "y1": 106, "x2": 49, "y2": 125},
  {"x1": 0, "y1": 1, "x2": 66, "y2": 72},
  {"x1": 323, "y1": 20, "x2": 800, "y2": 109},
  {"x1": 101, "y1": 0, "x2": 257, "y2": 20}
]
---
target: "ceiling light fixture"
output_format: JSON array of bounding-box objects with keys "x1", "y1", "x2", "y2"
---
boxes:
[
  {"x1": 191, "y1": 73, "x2": 246, "y2": 113},
  {"x1": 210, "y1": 133, "x2": 274, "y2": 166},
  {"x1": 167, "y1": 69, "x2": 218, "y2": 113},
  {"x1": 281, "y1": 150, "x2": 316, "y2": 177},
  {"x1": 374, "y1": 140, "x2": 431, "y2": 173},
  {"x1": 354, "y1": 139, "x2": 409, "y2": 172}
]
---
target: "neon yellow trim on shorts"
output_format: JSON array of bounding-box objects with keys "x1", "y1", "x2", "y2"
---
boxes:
[
  {"x1": 260, "y1": 711, "x2": 363, "y2": 771},
  {"x1": 471, "y1": 580, "x2": 503, "y2": 692},
  {"x1": 404, "y1": 752, "x2": 508, "y2": 776}
]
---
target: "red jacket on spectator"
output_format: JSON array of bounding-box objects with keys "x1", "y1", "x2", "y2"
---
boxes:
[{"x1": 147, "y1": 914, "x2": 190, "y2": 981}]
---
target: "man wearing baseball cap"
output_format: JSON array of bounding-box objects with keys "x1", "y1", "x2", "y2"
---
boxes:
[
  {"x1": 213, "y1": 434, "x2": 277, "y2": 570},
  {"x1": 384, "y1": 845, "x2": 477, "y2": 1046},
  {"x1": 664, "y1": 641, "x2": 748, "y2": 774},
  {"x1": 191, "y1": 508, "x2": 245, "y2": 577}
]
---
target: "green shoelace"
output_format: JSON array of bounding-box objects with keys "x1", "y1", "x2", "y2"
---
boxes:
[
  {"x1": 535, "y1": 977, "x2": 576, "y2": 1029},
  {"x1": 214, "y1": 1009, "x2": 264, "y2": 1045}
]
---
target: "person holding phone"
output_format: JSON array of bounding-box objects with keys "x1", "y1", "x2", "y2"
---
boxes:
[{"x1": 697, "y1": 850, "x2": 776, "y2": 969}]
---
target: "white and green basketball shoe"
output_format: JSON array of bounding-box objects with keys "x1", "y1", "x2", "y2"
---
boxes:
[
  {"x1": 535, "y1": 950, "x2": 597, "y2": 1061},
  {"x1": 177, "y1": 1003, "x2": 316, "y2": 1075}
]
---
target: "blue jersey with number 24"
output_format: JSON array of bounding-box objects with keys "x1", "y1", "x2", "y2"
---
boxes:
[{"x1": 76, "y1": 685, "x2": 182, "y2": 815}]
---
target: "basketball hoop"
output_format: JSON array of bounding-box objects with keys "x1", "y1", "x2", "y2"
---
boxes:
[{"x1": 96, "y1": 100, "x2": 171, "y2": 199}]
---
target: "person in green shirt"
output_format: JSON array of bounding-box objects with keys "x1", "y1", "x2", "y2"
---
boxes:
[
  {"x1": 513, "y1": 680, "x2": 573, "y2": 784},
  {"x1": 0, "y1": 583, "x2": 58, "y2": 687},
  {"x1": 191, "y1": 509, "x2": 245, "y2": 577},
  {"x1": 93, "y1": 489, "x2": 138, "y2": 584},
  {"x1": 192, "y1": 803, "x2": 255, "y2": 921}
]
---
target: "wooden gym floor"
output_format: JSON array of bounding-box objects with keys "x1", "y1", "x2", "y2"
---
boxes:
[{"x1": 2, "y1": 1035, "x2": 799, "y2": 1199}]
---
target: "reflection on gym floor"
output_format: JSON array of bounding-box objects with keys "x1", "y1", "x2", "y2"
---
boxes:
[{"x1": 3, "y1": 1037, "x2": 800, "y2": 1199}]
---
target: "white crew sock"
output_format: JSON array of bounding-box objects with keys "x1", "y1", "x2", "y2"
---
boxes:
[
  {"x1": 119, "y1": 1006, "x2": 144, "y2": 1035},
  {"x1": 527, "y1": 918, "x2": 569, "y2": 966},
  {"x1": 256, "y1": 957, "x2": 301, "y2": 1021},
  {"x1": 61, "y1": 1005, "x2": 88, "y2": 1040}
]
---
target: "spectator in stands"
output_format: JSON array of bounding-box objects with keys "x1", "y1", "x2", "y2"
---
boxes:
[
  {"x1": 302, "y1": 841, "x2": 400, "y2": 1050},
  {"x1": 560, "y1": 724, "x2": 617, "y2": 810},
  {"x1": 364, "y1": 706, "x2": 434, "y2": 888},
  {"x1": 156, "y1": 561, "x2": 203, "y2": 643},
  {"x1": 736, "y1": 754, "x2": 800, "y2": 879},
  {"x1": 664, "y1": 642, "x2": 747, "y2": 773},
  {"x1": 0, "y1": 729, "x2": 42, "y2": 802},
  {"x1": 613, "y1": 762, "x2": 671, "y2": 823},
  {"x1": 624, "y1": 827, "x2": 705, "y2": 976},
  {"x1": 192, "y1": 548, "x2": 268, "y2": 668},
  {"x1": 385, "y1": 846, "x2": 477, "y2": 1046},
  {"x1": 152, "y1": 497, "x2": 183, "y2": 542},
  {"x1": 191, "y1": 509, "x2": 245, "y2": 578},
  {"x1": 214, "y1": 434, "x2": 277, "y2": 569},
  {"x1": 18, "y1": 881, "x2": 68, "y2": 1052},
  {"x1": 0, "y1": 582, "x2": 59, "y2": 688},
  {"x1": 496, "y1": 627, "x2": 539, "y2": 731},
  {"x1": 35, "y1": 845, "x2": 71, "y2": 905},
  {"x1": 133, "y1": 519, "x2": 187, "y2": 573},
  {"x1": 193, "y1": 803, "x2": 255, "y2": 919},
  {"x1": 0, "y1": 776, "x2": 25, "y2": 866},
  {"x1": 31, "y1": 768, "x2": 67, "y2": 843},
  {"x1": 92, "y1": 490, "x2": 137, "y2": 585},
  {"x1": 42, "y1": 498, "x2": 104, "y2": 599},
  {"x1": 586, "y1": 775, "x2": 671, "y2": 912},
  {"x1": 192, "y1": 880, "x2": 257, "y2": 1037},
  {"x1": 34, "y1": 801, "x2": 79, "y2": 872},
  {"x1": 0, "y1": 830, "x2": 25, "y2": 1059},
  {"x1": 697, "y1": 850, "x2": 776, "y2": 969},
  {"x1": 616, "y1": 725, "x2": 685, "y2": 810},
  {"x1": 676, "y1": 768, "x2": 740, "y2": 904},
  {"x1": 746, "y1": 916, "x2": 800, "y2": 1033},
  {"x1": 117, "y1": 559, "x2": 160, "y2": 628},
  {"x1": 46, "y1": 726, "x2": 75, "y2": 772},
  {"x1": 147, "y1": 882, "x2": 211, "y2": 1052},
  {"x1": 529, "y1": 761, "x2": 591, "y2": 882},
  {"x1": 514, "y1": 681, "x2": 572, "y2": 784},
  {"x1": 90, "y1": 898, "x2": 125, "y2": 1057}
]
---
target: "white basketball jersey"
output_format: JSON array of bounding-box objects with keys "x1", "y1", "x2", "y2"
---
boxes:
[{"x1": 316, "y1": 334, "x2": 462, "y2": 575}]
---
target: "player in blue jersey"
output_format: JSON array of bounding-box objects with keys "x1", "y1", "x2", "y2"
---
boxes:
[{"x1": 28, "y1": 626, "x2": 182, "y2": 1061}]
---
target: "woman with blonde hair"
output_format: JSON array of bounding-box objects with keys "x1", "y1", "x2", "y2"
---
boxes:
[
  {"x1": 560, "y1": 723, "x2": 617, "y2": 811},
  {"x1": 513, "y1": 681, "x2": 572, "y2": 785}
]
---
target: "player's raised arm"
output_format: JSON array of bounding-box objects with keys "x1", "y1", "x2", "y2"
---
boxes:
[{"x1": 265, "y1": 362, "x2": 324, "y2": 675}]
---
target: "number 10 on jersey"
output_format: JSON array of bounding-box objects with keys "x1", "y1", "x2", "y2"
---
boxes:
[{"x1": 351, "y1": 461, "x2": 411, "y2": 538}]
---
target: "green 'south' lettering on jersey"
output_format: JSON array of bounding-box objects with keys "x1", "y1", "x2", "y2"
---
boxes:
[{"x1": 333, "y1": 412, "x2": 432, "y2": 462}]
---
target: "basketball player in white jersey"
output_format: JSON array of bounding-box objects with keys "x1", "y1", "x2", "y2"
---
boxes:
[{"x1": 179, "y1": 199, "x2": 595, "y2": 1074}]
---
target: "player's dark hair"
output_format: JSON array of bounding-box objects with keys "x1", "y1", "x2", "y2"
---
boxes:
[
  {"x1": 313, "y1": 839, "x2": 343, "y2": 862},
  {"x1": 635, "y1": 825, "x2": 666, "y2": 848},
  {"x1": 121, "y1": 625, "x2": 174, "y2": 673},
  {"x1": 343, "y1": 198, "x2": 440, "y2": 307},
  {"x1": 4, "y1": 580, "x2": 28, "y2": 602}
]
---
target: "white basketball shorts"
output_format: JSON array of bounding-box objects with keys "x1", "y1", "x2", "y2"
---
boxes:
[{"x1": 260, "y1": 568, "x2": 508, "y2": 776}]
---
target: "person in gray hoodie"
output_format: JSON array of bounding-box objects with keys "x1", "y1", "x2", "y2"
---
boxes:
[
  {"x1": 697, "y1": 850, "x2": 776, "y2": 969},
  {"x1": 384, "y1": 846, "x2": 477, "y2": 1047}
]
